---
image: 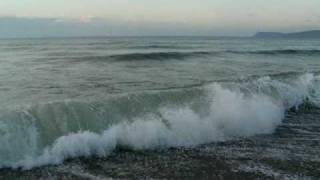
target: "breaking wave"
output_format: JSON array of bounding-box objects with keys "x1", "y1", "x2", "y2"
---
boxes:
[{"x1": 0, "y1": 73, "x2": 319, "y2": 170}]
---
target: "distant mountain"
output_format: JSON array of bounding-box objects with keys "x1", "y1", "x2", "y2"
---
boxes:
[{"x1": 254, "y1": 30, "x2": 320, "y2": 38}]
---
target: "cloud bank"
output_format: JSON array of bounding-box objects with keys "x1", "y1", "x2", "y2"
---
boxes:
[{"x1": 0, "y1": 16, "x2": 319, "y2": 38}]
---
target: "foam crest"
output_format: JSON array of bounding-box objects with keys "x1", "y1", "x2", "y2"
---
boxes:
[
  {"x1": 15, "y1": 130, "x2": 117, "y2": 169},
  {"x1": 253, "y1": 73, "x2": 315, "y2": 108},
  {"x1": 207, "y1": 84, "x2": 284, "y2": 137}
]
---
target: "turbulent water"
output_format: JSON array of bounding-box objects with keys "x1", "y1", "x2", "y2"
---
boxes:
[{"x1": 0, "y1": 37, "x2": 320, "y2": 174}]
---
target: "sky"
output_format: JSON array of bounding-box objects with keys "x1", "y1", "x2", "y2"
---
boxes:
[{"x1": 0, "y1": 0, "x2": 319, "y2": 37}]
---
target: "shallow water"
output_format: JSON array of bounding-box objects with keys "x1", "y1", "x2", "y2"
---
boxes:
[{"x1": 0, "y1": 37, "x2": 319, "y2": 177}]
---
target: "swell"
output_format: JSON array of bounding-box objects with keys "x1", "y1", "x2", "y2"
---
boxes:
[
  {"x1": 109, "y1": 51, "x2": 210, "y2": 61},
  {"x1": 77, "y1": 49, "x2": 320, "y2": 62},
  {"x1": 227, "y1": 49, "x2": 320, "y2": 55},
  {"x1": 36, "y1": 49, "x2": 320, "y2": 63},
  {"x1": 83, "y1": 51, "x2": 213, "y2": 62},
  {"x1": 0, "y1": 73, "x2": 319, "y2": 169},
  {"x1": 128, "y1": 45, "x2": 187, "y2": 49}
]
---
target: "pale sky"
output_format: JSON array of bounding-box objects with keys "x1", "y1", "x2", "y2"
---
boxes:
[{"x1": 0, "y1": 0, "x2": 319, "y2": 37}]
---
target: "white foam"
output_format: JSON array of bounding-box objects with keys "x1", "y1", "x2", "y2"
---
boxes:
[
  {"x1": 253, "y1": 73, "x2": 315, "y2": 109},
  {"x1": 1, "y1": 73, "x2": 318, "y2": 169},
  {"x1": 14, "y1": 130, "x2": 117, "y2": 169}
]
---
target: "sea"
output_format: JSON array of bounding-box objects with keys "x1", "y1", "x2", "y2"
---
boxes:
[{"x1": 0, "y1": 37, "x2": 319, "y2": 179}]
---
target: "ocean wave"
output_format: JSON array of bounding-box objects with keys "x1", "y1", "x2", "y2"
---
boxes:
[
  {"x1": 81, "y1": 49, "x2": 320, "y2": 62},
  {"x1": 0, "y1": 73, "x2": 319, "y2": 169},
  {"x1": 40, "y1": 49, "x2": 320, "y2": 63},
  {"x1": 108, "y1": 51, "x2": 213, "y2": 61},
  {"x1": 228, "y1": 49, "x2": 320, "y2": 55},
  {"x1": 129, "y1": 45, "x2": 185, "y2": 49}
]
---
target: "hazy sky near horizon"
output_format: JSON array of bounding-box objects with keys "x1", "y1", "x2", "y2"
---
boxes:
[{"x1": 0, "y1": 0, "x2": 320, "y2": 37}]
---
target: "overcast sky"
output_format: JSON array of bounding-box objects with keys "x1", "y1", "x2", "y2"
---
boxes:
[{"x1": 0, "y1": 0, "x2": 319, "y2": 37}]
